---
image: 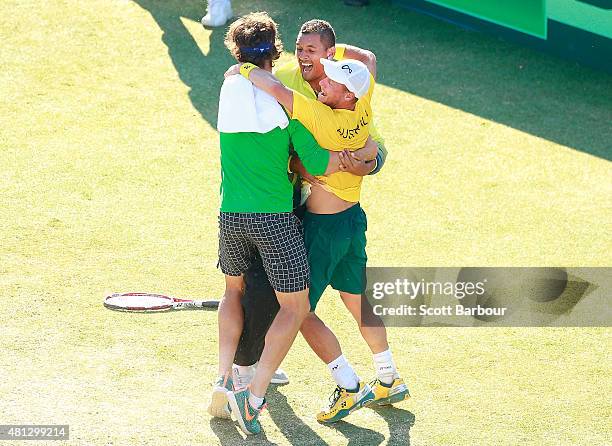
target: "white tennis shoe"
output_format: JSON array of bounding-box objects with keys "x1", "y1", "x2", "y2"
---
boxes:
[
  {"x1": 201, "y1": 0, "x2": 233, "y2": 28},
  {"x1": 270, "y1": 368, "x2": 290, "y2": 385},
  {"x1": 233, "y1": 363, "x2": 290, "y2": 388}
]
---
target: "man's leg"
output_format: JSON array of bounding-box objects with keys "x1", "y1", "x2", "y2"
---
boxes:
[
  {"x1": 301, "y1": 312, "x2": 360, "y2": 391},
  {"x1": 217, "y1": 274, "x2": 245, "y2": 376},
  {"x1": 300, "y1": 311, "x2": 373, "y2": 424},
  {"x1": 299, "y1": 206, "x2": 374, "y2": 423},
  {"x1": 300, "y1": 312, "x2": 342, "y2": 364},
  {"x1": 233, "y1": 255, "x2": 278, "y2": 368},
  {"x1": 249, "y1": 289, "x2": 309, "y2": 397},
  {"x1": 207, "y1": 273, "x2": 245, "y2": 419},
  {"x1": 338, "y1": 291, "x2": 409, "y2": 405},
  {"x1": 227, "y1": 213, "x2": 309, "y2": 435},
  {"x1": 228, "y1": 289, "x2": 309, "y2": 435},
  {"x1": 209, "y1": 212, "x2": 256, "y2": 419},
  {"x1": 339, "y1": 291, "x2": 389, "y2": 354},
  {"x1": 233, "y1": 260, "x2": 289, "y2": 386},
  {"x1": 329, "y1": 206, "x2": 410, "y2": 405}
]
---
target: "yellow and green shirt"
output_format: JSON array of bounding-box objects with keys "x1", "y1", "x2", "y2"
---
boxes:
[
  {"x1": 275, "y1": 46, "x2": 382, "y2": 203},
  {"x1": 220, "y1": 119, "x2": 329, "y2": 213}
]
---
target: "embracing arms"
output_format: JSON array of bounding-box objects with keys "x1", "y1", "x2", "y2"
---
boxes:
[{"x1": 225, "y1": 64, "x2": 295, "y2": 114}]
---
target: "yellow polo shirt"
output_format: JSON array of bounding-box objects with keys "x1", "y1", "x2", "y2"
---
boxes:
[{"x1": 275, "y1": 46, "x2": 379, "y2": 203}]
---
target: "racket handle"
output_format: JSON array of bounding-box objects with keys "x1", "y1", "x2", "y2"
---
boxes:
[{"x1": 174, "y1": 300, "x2": 219, "y2": 309}]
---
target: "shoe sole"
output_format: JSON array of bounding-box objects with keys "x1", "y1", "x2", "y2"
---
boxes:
[
  {"x1": 270, "y1": 377, "x2": 289, "y2": 385},
  {"x1": 207, "y1": 387, "x2": 231, "y2": 419},
  {"x1": 318, "y1": 391, "x2": 375, "y2": 424},
  {"x1": 371, "y1": 390, "x2": 410, "y2": 406},
  {"x1": 227, "y1": 392, "x2": 257, "y2": 435}
]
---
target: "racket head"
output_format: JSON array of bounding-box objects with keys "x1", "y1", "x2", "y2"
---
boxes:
[{"x1": 104, "y1": 292, "x2": 175, "y2": 312}]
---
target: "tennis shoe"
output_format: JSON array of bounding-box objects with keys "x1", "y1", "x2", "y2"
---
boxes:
[
  {"x1": 316, "y1": 381, "x2": 374, "y2": 423},
  {"x1": 201, "y1": 0, "x2": 233, "y2": 28},
  {"x1": 207, "y1": 373, "x2": 233, "y2": 419},
  {"x1": 270, "y1": 368, "x2": 289, "y2": 385},
  {"x1": 233, "y1": 364, "x2": 289, "y2": 388},
  {"x1": 369, "y1": 377, "x2": 410, "y2": 406},
  {"x1": 227, "y1": 388, "x2": 266, "y2": 435}
]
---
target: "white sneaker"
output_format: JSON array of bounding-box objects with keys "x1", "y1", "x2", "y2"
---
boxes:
[
  {"x1": 201, "y1": 0, "x2": 233, "y2": 28},
  {"x1": 232, "y1": 363, "x2": 290, "y2": 387},
  {"x1": 232, "y1": 364, "x2": 255, "y2": 389},
  {"x1": 270, "y1": 368, "x2": 289, "y2": 385}
]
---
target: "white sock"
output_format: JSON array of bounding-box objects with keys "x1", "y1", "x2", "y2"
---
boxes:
[
  {"x1": 232, "y1": 363, "x2": 255, "y2": 388},
  {"x1": 235, "y1": 364, "x2": 255, "y2": 376},
  {"x1": 328, "y1": 354, "x2": 360, "y2": 391},
  {"x1": 373, "y1": 349, "x2": 398, "y2": 385},
  {"x1": 248, "y1": 392, "x2": 264, "y2": 409}
]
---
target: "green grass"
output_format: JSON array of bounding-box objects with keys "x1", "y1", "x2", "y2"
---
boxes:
[{"x1": 1, "y1": 0, "x2": 611, "y2": 445}]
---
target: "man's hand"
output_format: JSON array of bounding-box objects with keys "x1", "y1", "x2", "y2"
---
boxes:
[
  {"x1": 224, "y1": 64, "x2": 241, "y2": 78},
  {"x1": 350, "y1": 136, "x2": 378, "y2": 161},
  {"x1": 342, "y1": 44, "x2": 377, "y2": 79},
  {"x1": 291, "y1": 156, "x2": 325, "y2": 186},
  {"x1": 339, "y1": 150, "x2": 375, "y2": 176}
]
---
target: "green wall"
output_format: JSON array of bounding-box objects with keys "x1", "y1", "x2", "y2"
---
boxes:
[
  {"x1": 549, "y1": 0, "x2": 612, "y2": 39},
  {"x1": 424, "y1": 0, "x2": 547, "y2": 37}
]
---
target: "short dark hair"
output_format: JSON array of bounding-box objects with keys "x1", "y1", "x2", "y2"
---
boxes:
[
  {"x1": 225, "y1": 12, "x2": 283, "y2": 67},
  {"x1": 299, "y1": 19, "x2": 336, "y2": 49}
]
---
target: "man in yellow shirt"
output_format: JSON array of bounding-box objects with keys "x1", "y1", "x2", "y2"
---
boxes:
[{"x1": 225, "y1": 19, "x2": 408, "y2": 423}]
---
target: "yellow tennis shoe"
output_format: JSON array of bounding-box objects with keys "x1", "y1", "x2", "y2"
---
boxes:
[
  {"x1": 370, "y1": 377, "x2": 410, "y2": 406},
  {"x1": 316, "y1": 381, "x2": 374, "y2": 423}
]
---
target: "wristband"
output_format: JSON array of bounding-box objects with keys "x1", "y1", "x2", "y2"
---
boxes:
[{"x1": 240, "y1": 63, "x2": 258, "y2": 79}]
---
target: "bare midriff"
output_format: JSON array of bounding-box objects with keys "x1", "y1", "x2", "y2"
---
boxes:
[{"x1": 306, "y1": 184, "x2": 357, "y2": 214}]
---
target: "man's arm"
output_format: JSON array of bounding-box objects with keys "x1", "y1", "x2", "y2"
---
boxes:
[
  {"x1": 351, "y1": 136, "x2": 378, "y2": 161},
  {"x1": 369, "y1": 143, "x2": 387, "y2": 175},
  {"x1": 287, "y1": 119, "x2": 342, "y2": 177},
  {"x1": 224, "y1": 64, "x2": 295, "y2": 113},
  {"x1": 339, "y1": 140, "x2": 387, "y2": 176},
  {"x1": 336, "y1": 44, "x2": 377, "y2": 79},
  {"x1": 293, "y1": 136, "x2": 380, "y2": 178},
  {"x1": 290, "y1": 152, "x2": 342, "y2": 184}
]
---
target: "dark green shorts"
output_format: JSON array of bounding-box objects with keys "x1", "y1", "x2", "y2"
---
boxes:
[{"x1": 303, "y1": 204, "x2": 368, "y2": 311}]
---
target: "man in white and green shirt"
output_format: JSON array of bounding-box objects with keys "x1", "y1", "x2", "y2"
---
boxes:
[{"x1": 211, "y1": 12, "x2": 349, "y2": 435}]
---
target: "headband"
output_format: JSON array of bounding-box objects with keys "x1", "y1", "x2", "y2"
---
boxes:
[{"x1": 240, "y1": 42, "x2": 274, "y2": 56}]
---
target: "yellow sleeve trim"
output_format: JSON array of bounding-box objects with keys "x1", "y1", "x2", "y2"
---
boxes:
[{"x1": 334, "y1": 44, "x2": 346, "y2": 61}]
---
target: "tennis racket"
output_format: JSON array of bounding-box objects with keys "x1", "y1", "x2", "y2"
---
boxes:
[{"x1": 104, "y1": 292, "x2": 219, "y2": 312}]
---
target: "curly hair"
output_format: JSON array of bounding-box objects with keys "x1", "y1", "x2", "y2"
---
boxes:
[
  {"x1": 224, "y1": 12, "x2": 283, "y2": 67},
  {"x1": 299, "y1": 19, "x2": 336, "y2": 49}
]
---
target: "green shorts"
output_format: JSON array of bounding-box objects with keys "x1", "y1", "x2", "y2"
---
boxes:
[{"x1": 303, "y1": 203, "x2": 368, "y2": 311}]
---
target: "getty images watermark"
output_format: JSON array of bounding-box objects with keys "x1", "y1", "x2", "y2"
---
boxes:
[
  {"x1": 361, "y1": 267, "x2": 611, "y2": 327},
  {"x1": 0, "y1": 425, "x2": 69, "y2": 441}
]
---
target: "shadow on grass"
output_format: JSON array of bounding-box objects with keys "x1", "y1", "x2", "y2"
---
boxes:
[
  {"x1": 369, "y1": 404, "x2": 416, "y2": 446},
  {"x1": 210, "y1": 417, "x2": 278, "y2": 445},
  {"x1": 206, "y1": 385, "x2": 414, "y2": 445},
  {"x1": 322, "y1": 420, "x2": 386, "y2": 446},
  {"x1": 265, "y1": 385, "x2": 384, "y2": 445},
  {"x1": 133, "y1": 0, "x2": 611, "y2": 160},
  {"x1": 133, "y1": 0, "x2": 233, "y2": 128}
]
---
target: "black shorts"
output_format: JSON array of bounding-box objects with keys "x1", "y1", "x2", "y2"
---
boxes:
[{"x1": 218, "y1": 212, "x2": 309, "y2": 293}]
